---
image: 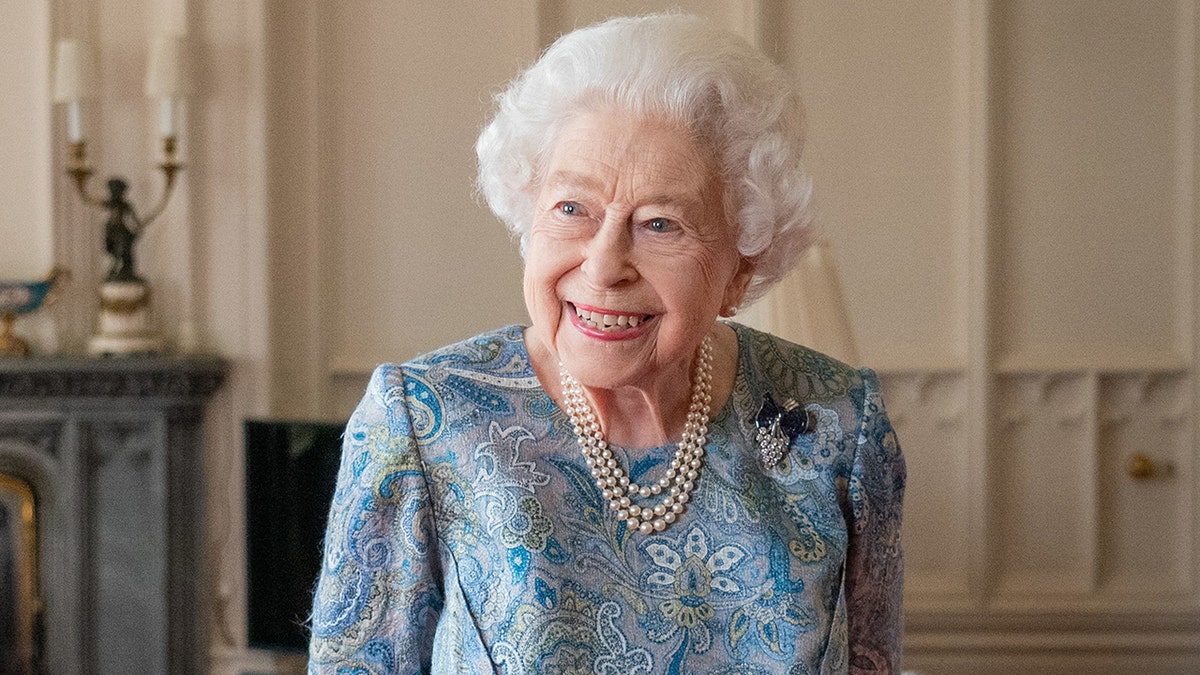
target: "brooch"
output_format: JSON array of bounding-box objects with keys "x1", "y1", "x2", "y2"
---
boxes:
[{"x1": 754, "y1": 392, "x2": 814, "y2": 469}]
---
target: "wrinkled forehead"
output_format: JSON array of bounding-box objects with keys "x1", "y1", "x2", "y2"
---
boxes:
[{"x1": 539, "y1": 108, "x2": 721, "y2": 197}]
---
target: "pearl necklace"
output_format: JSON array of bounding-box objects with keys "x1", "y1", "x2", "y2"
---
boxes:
[{"x1": 558, "y1": 335, "x2": 713, "y2": 534}]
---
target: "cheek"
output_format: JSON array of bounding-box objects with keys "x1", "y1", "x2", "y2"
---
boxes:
[
  {"x1": 522, "y1": 236, "x2": 570, "y2": 315},
  {"x1": 687, "y1": 247, "x2": 742, "y2": 299}
]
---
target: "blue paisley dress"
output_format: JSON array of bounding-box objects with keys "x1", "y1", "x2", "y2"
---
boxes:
[{"x1": 309, "y1": 324, "x2": 905, "y2": 674}]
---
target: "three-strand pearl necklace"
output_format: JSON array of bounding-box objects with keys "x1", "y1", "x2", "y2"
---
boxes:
[{"x1": 558, "y1": 335, "x2": 713, "y2": 534}]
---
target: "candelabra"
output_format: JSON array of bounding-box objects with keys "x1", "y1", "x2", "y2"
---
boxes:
[{"x1": 53, "y1": 36, "x2": 185, "y2": 355}]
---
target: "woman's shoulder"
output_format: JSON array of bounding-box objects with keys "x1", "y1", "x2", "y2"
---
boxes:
[
  {"x1": 368, "y1": 325, "x2": 531, "y2": 382},
  {"x1": 361, "y1": 324, "x2": 537, "y2": 416},
  {"x1": 728, "y1": 321, "x2": 875, "y2": 405}
]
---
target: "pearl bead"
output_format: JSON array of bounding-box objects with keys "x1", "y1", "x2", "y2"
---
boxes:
[{"x1": 560, "y1": 334, "x2": 712, "y2": 536}]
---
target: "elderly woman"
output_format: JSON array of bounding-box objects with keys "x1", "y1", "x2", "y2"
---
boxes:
[{"x1": 309, "y1": 13, "x2": 904, "y2": 674}]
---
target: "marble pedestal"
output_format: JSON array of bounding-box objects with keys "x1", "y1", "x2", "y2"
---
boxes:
[{"x1": 88, "y1": 280, "x2": 164, "y2": 355}]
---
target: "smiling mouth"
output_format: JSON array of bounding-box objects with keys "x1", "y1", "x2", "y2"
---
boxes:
[{"x1": 571, "y1": 303, "x2": 655, "y2": 332}]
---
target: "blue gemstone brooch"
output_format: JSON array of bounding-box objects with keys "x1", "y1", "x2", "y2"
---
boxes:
[{"x1": 754, "y1": 392, "x2": 814, "y2": 469}]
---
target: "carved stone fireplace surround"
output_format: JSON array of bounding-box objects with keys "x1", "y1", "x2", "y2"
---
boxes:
[{"x1": 0, "y1": 355, "x2": 224, "y2": 674}]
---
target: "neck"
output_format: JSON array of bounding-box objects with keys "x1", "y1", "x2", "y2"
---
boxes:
[
  {"x1": 585, "y1": 367, "x2": 693, "y2": 448},
  {"x1": 530, "y1": 322, "x2": 740, "y2": 449}
]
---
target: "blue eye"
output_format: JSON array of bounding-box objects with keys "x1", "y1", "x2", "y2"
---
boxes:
[
  {"x1": 559, "y1": 201, "x2": 581, "y2": 216},
  {"x1": 647, "y1": 218, "x2": 674, "y2": 233}
]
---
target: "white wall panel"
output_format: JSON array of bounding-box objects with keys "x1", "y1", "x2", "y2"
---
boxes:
[
  {"x1": 542, "y1": 0, "x2": 752, "y2": 42},
  {"x1": 322, "y1": 2, "x2": 532, "y2": 381},
  {"x1": 880, "y1": 371, "x2": 971, "y2": 600},
  {"x1": 991, "y1": 1, "x2": 1190, "y2": 371},
  {"x1": 0, "y1": 2, "x2": 53, "y2": 279},
  {"x1": 993, "y1": 374, "x2": 1096, "y2": 599},
  {"x1": 1097, "y1": 371, "x2": 1193, "y2": 598},
  {"x1": 779, "y1": 1, "x2": 968, "y2": 371}
]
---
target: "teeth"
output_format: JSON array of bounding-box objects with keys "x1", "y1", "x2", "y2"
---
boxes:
[{"x1": 574, "y1": 306, "x2": 647, "y2": 331}]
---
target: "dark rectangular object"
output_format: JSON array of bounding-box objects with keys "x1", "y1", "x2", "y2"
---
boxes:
[{"x1": 244, "y1": 419, "x2": 345, "y2": 652}]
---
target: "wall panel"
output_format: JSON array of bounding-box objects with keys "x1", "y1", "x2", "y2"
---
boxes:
[
  {"x1": 779, "y1": 1, "x2": 968, "y2": 371},
  {"x1": 322, "y1": 2, "x2": 532, "y2": 382},
  {"x1": 0, "y1": 2, "x2": 53, "y2": 279},
  {"x1": 991, "y1": 0, "x2": 1189, "y2": 371},
  {"x1": 993, "y1": 374, "x2": 1096, "y2": 599},
  {"x1": 880, "y1": 371, "x2": 971, "y2": 599},
  {"x1": 1097, "y1": 371, "x2": 1192, "y2": 598}
]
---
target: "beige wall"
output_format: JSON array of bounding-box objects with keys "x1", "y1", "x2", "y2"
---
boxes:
[{"x1": 4, "y1": 1, "x2": 1198, "y2": 672}]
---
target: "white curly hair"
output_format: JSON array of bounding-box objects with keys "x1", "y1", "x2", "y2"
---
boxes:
[{"x1": 475, "y1": 13, "x2": 814, "y2": 306}]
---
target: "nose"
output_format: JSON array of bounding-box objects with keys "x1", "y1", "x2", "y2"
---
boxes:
[{"x1": 580, "y1": 216, "x2": 637, "y2": 287}]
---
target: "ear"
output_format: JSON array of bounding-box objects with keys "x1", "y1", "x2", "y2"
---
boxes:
[{"x1": 720, "y1": 256, "x2": 757, "y2": 316}]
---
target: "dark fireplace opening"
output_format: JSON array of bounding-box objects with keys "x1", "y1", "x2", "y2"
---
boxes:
[
  {"x1": 0, "y1": 474, "x2": 41, "y2": 675},
  {"x1": 243, "y1": 420, "x2": 344, "y2": 653}
]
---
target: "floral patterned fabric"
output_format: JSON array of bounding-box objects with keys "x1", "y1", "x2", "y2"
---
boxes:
[{"x1": 309, "y1": 324, "x2": 905, "y2": 674}]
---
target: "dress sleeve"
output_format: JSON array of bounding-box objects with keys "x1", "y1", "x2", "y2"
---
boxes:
[
  {"x1": 308, "y1": 364, "x2": 444, "y2": 674},
  {"x1": 845, "y1": 368, "x2": 906, "y2": 673}
]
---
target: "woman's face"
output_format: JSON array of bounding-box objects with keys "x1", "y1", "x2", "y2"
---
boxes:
[{"x1": 523, "y1": 109, "x2": 753, "y2": 391}]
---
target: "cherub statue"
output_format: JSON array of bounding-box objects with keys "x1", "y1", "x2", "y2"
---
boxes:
[{"x1": 103, "y1": 178, "x2": 144, "y2": 282}]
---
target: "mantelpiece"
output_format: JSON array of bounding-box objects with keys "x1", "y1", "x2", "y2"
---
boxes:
[{"x1": 0, "y1": 355, "x2": 224, "y2": 674}]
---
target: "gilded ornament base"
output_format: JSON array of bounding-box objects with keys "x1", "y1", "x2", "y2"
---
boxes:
[{"x1": 0, "y1": 313, "x2": 30, "y2": 357}]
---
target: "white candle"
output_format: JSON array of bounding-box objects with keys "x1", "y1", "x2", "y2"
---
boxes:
[
  {"x1": 159, "y1": 98, "x2": 176, "y2": 137},
  {"x1": 53, "y1": 40, "x2": 86, "y2": 100},
  {"x1": 66, "y1": 101, "x2": 83, "y2": 142},
  {"x1": 54, "y1": 39, "x2": 92, "y2": 142},
  {"x1": 146, "y1": 35, "x2": 184, "y2": 139}
]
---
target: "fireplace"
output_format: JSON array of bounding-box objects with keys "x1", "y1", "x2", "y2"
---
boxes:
[
  {"x1": 0, "y1": 356, "x2": 224, "y2": 675},
  {"x1": 0, "y1": 473, "x2": 39, "y2": 674}
]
